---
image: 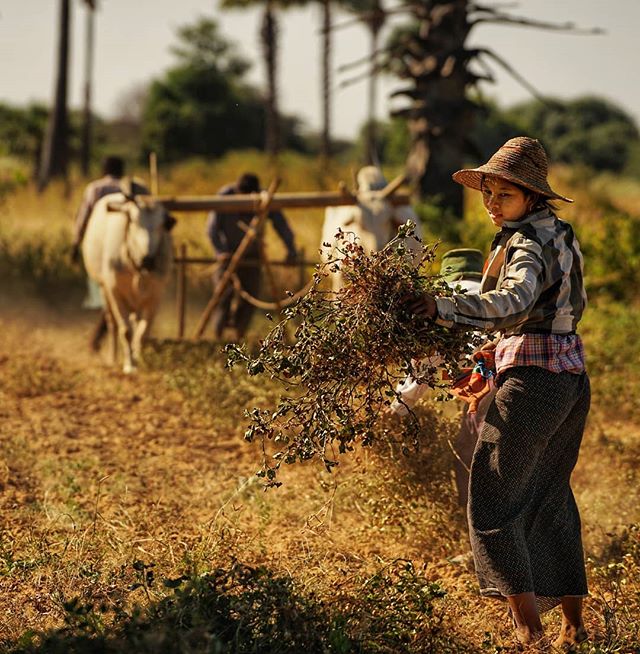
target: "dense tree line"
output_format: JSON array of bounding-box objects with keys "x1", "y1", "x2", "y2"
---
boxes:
[
  {"x1": 11, "y1": 8, "x2": 640, "y2": 182},
  {"x1": 469, "y1": 95, "x2": 640, "y2": 176},
  {"x1": 4, "y1": 90, "x2": 639, "y2": 181},
  {"x1": 141, "y1": 18, "x2": 274, "y2": 162},
  {"x1": 361, "y1": 95, "x2": 640, "y2": 179},
  {"x1": 503, "y1": 96, "x2": 639, "y2": 173}
]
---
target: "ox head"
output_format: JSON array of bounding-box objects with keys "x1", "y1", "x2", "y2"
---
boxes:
[{"x1": 107, "y1": 187, "x2": 176, "y2": 272}]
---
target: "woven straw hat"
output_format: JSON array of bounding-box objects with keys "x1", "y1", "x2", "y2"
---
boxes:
[{"x1": 452, "y1": 136, "x2": 573, "y2": 203}]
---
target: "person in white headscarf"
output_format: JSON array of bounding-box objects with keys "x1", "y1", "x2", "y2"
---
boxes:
[{"x1": 321, "y1": 166, "x2": 422, "y2": 291}]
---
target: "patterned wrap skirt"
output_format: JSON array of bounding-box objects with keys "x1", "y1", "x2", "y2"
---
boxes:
[{"x1": 468, "y1": 365, "x2": 591, "y2": 612}]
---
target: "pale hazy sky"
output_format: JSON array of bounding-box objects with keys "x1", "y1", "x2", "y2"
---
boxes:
[{"x1": 1, "y1": 0, "x2": 638, "y2": 139}]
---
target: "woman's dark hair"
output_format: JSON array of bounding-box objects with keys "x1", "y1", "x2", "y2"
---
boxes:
[{"x1": 517, "y1": 184, "x2": 558, "y2": 212}]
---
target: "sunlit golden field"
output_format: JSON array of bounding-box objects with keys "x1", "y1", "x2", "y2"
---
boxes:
[{"x1": 0, "y1": 152, "x2": 639, "y2": 653}]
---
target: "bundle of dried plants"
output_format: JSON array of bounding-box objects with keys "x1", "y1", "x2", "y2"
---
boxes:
[{"x1": 226, "y1": 223, "x2": 476, "y2": 486}]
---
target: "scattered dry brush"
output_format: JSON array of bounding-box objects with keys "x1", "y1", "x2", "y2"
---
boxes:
[{"x1": 227, "y1": 223, "x2": 477, "y2": 486}]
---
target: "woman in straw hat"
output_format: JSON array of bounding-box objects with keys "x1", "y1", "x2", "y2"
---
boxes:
[{"x1": 407, "y1": 137, "x2": 590, "y2": 648}]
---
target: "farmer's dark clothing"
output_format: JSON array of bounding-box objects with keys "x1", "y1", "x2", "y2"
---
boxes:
[
  {"x1": 208, "y1": 263, "x2": 262, "y2": 341},
  {"x1": 433, "y1": 208, "x2": 590, "y2": 610},
  {"x1": 205, "y1": 184, "x2": 296, "y2": 338}
]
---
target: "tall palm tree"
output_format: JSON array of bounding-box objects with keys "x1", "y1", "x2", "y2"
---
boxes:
[
  {"x1": 80, "y1": 0, "x2": 96, "y2": 176},
  {"x1": 38, "y1": 0, "x2": 71, "y2": 191},
  {"x1": 220, "y1": 0, "x2": 306, "y2": 158},
  {"x1": 387, "y1": 0, "x2": 601, "y2": 214},
  {"x1": 319, "y1": 0, "x2": 332, "y2": 159},
  {"x1": 336, "y1": 0, "x2": 387, "y2": 164},
  {"x1": 363, "y1": 0, "x2": 385, "y2": 164}
]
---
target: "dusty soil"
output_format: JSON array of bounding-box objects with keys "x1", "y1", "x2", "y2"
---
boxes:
[
  {"x1": 0, "y1": 295, "x2": 498, "y2": 646},
  {"x1": 1, "y1": 294, "x2": 638, "y2": 650},
  {"x1": 0, "y1": 297, "x2": 265, "y2": 638}
]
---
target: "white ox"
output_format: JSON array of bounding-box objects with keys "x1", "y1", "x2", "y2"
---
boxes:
[
  {"x1": 321, "y1": 166, "x2": 423, "y2": 291},
  {"x1": 82, "y1": 180, "x2": 175, "y2": 373}
]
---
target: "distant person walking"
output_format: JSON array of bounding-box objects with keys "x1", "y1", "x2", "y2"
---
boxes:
[
  {"x1": 71, "y1": 156, "x2": 148, "y2": 349},
  {"x1": 205, "y1": 172, "x2": 298, "y2": 340},
  {"x1": 406, "y1": 137, "x2": 590, "y2": 649}
]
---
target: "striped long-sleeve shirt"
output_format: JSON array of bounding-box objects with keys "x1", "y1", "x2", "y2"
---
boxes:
[
  {"x1": 435, "y1": 208, "x2": 587, "y2": 335},
  {"x1": 435, "y1": 209, "x2": 587, "y2": 377}
]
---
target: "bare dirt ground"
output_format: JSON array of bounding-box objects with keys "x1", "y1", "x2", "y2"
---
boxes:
[
  {"x1": 0, "y1": 295, "x2": 500, "y2": 648},
  {"x1": 0, "y1": 296, "x2": 263, "y2": 637},
  {"x1": 1, "y1": 294, "x2": 639, "y2": 650}
]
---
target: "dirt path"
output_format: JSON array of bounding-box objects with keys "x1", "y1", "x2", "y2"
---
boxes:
[
  {"x1": 0, "y1": 299, "x2": 269, "y2": 637},
  {"x1": 0, "y1": 300, "x2": 256, "y2": 519},
  {"x1": 0, "y1": 298, "x2": 484, "y2": 639}
]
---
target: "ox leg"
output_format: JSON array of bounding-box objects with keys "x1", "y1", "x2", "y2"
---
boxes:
[
  {"x1": 90, "y1": 311, "x2": 108, "y2": 352},
  {"x1": 106, "y1": 307, "x2": 118, "y2": 365},
  {"x1": 131, "y1": 313, "x2": 151, "y2": 367},
  {"x1": 131, "y1": 296, "x2": 161, "y2": 368},
  {"x1": 98, "y1": 284, "x2": 119, "y2": 366},
  {"x1": 105, "y1": 292, "x2": 135, "y2": 374}
]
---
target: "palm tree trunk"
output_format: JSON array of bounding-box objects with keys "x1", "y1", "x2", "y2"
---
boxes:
[
  {"x1": 366, "y1": 22, "x2": 380, "y2": 164},
  {"x1": 81, "y1": 3, "x2": 95, "y2": 176},
  {"x1": 38, "y1": 0, "x2": 71, "y2": 191},
  {"x1": 261, "y1": 0, "x2": 280, "y2": 157},
  {"x1": 320, "y1": 0, "x2": 331, "y2": 160},
  {"x1": 365, "y1": 0, "x2": 384, "y2": 165},
  {"x1": 401, "y1": 0, "x2": 471, "y2": 215}
]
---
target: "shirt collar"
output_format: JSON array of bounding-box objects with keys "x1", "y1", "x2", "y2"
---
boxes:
[{"x1": 503, "y1": 208, "x2": 553, "y2": 229}]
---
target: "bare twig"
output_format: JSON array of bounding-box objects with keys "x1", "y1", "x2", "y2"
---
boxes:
[
  {"x1": 446, "y1": 438, "x2": 470, "y2": 474},
  {"x1": 337, "y1": 47, "x2": 389, "y2": 73},
  {"x1": 477, "y1": 47, "x2": 547, "y2": 102},
  {"x1": 339, "y1": 63, "x2": 388, "y2": 90},
  {"x1": 471, "y1": 2, "x2": 519, "y2": 11},
  {"x1": 472, "y1": 13, "x2": 605, "y2": 35},
  {"x1": 320, "y1": 4, "x2": 413, "y2": 34}
]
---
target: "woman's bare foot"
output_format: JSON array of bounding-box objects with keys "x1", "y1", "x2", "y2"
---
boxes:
[
  {"x1": 508, "y1": 592, "x2": 544, "y2": 647},
  {"x1": 515, "y1": 625, "x2": 545, "y2": 646},
  {"x1": 553, "y1": 623, "x2": 588, "y2": 650},
  {"x1": 554, "y1": 596, "x2": 588, "y2": 650}
]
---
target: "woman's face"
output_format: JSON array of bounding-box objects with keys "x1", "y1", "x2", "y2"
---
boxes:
[{"x1": 481, "y1": 177, "x2": 532, "y2": 227}]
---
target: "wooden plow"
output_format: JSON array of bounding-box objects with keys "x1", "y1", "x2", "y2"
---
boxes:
[{"x1": 145, "y1": 176, "x2": 411, "y2": 340}]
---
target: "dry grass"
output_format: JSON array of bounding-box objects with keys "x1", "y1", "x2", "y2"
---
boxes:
[
  {"x1": 0, "y1": 308, "x2": 638, "y2": 653},
  {"x1": 0, "y1": 154, "x2": 639, "y2": 652}
]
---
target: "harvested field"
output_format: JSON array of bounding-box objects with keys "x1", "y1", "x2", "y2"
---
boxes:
[{"x1": 0, "y1": 290, "x2": 639, "y2": 652}]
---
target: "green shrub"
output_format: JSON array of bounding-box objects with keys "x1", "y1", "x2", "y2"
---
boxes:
[
  {"x1": 9, "y1": 559, "x2": 454, "y2": 654},
  {"x1": 581, "y1": 300, "x2": 640, "y2": 422}
]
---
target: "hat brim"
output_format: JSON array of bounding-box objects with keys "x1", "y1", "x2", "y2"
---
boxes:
[{"x1": 452, "y1": 167, "x2": 573, "y2": 203}]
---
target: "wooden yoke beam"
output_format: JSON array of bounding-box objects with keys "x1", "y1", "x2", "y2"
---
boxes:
[
  {"x1": 145, "y1": 189, "x2": 411, "y2": 213},
  {"x1": 192, "y1": 178, "x2": 281, "y2": 340}
]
